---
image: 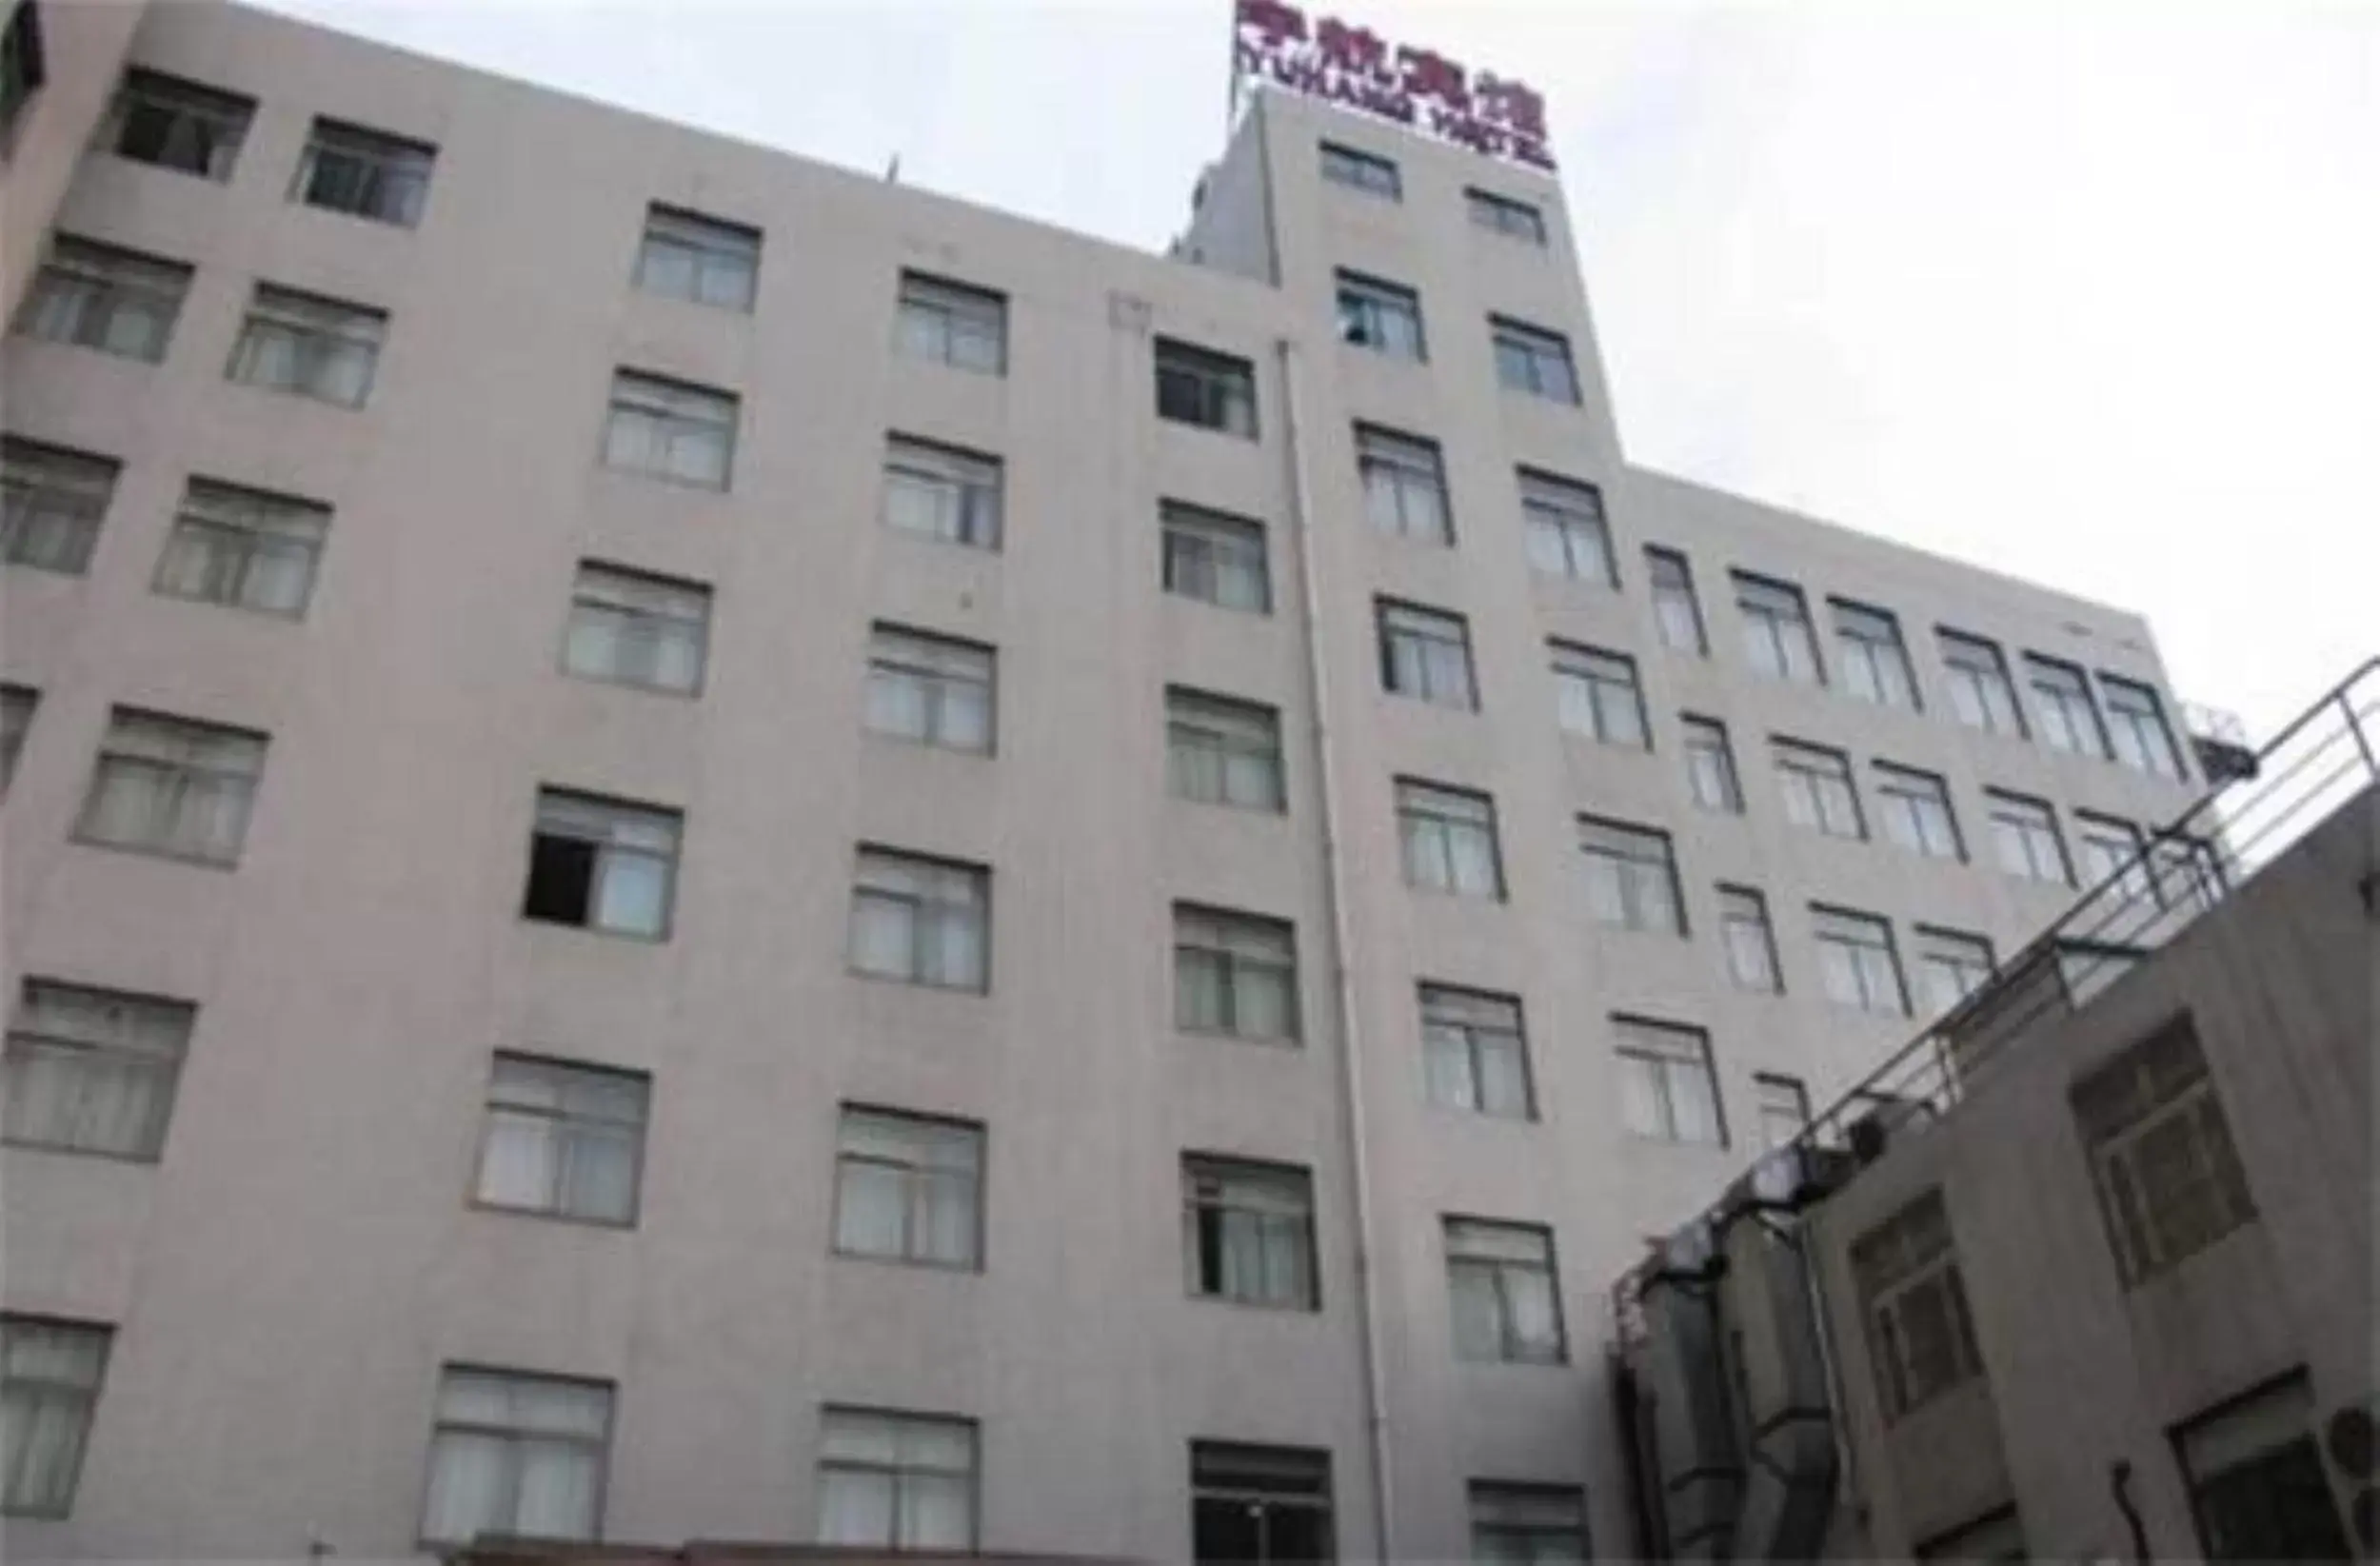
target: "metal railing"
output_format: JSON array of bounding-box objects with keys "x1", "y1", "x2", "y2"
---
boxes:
[{"x1": 1616, "y1": 657, "x2": 2379, "y2": 1333}]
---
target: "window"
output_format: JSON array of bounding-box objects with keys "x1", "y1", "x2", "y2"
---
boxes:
[
  {"x1": 1834, "y1": 600, "x2": 1918, "y2": 709},
  {"x1": 1470, "y1": 1483, "x2": 1586, "y2": 1561},
  {"x1": 2101, "y1": 674, "x2": 2186, "y2": 781},
  {"x1": 1755, "y1": 1073, "x2": 1811, "y2": 1152},
  {"x1": 1169, "y1": 688, "x2": 1283, "y2": 812},
  {"x1": 1420, "y1": 985, "x2": 1532, "y2": 1120},
  {"x1": 833, "y1": 1106, "x2": 984, "y2": 1269},
  {"x1": 1182, "y1": 1155, "x2": 1317, "y2": 1309},
  {"x1": 1551, "y1": 642, "x2": 1646, "y2": 748},
  {"x1": 1, "y1": 685, "x2": 32, "y2": 790},
  {"x1": 1356, "y1": 425, "x2": 1450, "y2": 543},
  {"x1": 1874, "y1": 762, "x2": 1963, "y2": 861},
  {"x1": 817, "y1": 1408, "x2": 979, "y2": 1551},
  {"x1": 420, "y1": 1367, "x2": 611, "y2": 1544},
  {"x1": 103, "y1": 69, "x2": 252, "y2": 180},
  {"x1": 227, "y1": 284, "x2": 386, "y2": 407},
  {"x1": 1681, "y1": 716, "x2": 1741, "y2": 814},
  {"x1": 1916, "y1": 1506, "x2": 2029, "y2": 1562},
  {"x1": 152, "y1": 479, "x2": 329, "y2": 617},
  {"x1": 1191, "y1": 1441, "x2": 1335, "y2": 1565},
  {"x1": 2076, "y1": 813, "x2": 2155, "y2": 907},
  {"x1": 0, "y1": 1317, "x2": 111, "y2": 1518},
  {"x1": 1577, "y1": 817, "x2": 1683, "y2": 936},
  {"x1": 1377, "y1": 599, "x2": 1477, "y2": 710},
  {"x1": 848, "y1": 848, "x2": 990, "y2": 993},
  {"x1": 2, "y1": 979, "x2": 192, "y2": 1161},
  {"x1": 602, "y1": 368, "x2": 736, "y2": 489},
  {"x1": 292, "y1": 117, "x2": 434, "y2": 226},
  {"x1": 1813, "y1": 905, "x2": 1908, "y2": 1016},
  {"x1": 1647, "y1": 546, "x2": 1708, "y2": 654},
  {"x1": 1161, "y1": 500, "x2": 1268, "y2": 613},
  {"x1": 0, "y1": 0, "x2": 46, "y2": 142},
  {"x1": 563, "y1": 563, "x2": 710, "y2": 695},
  {"x1": 1773, "y1": 740, "x2": 1864, "y2": 840},
  {"x1": 2026, "y1": 654, "x2": 2107, "y2": 758},
  {"x1": 1466, "y1": 188, "x2": 1547, "y2": 244},
  {"x1": 1175, "y1": 904, "x2": 1298, "y2": 1042},
  {"x1": 1718, "y1": 885, "x2": 1780, "y2": 994},
  {"x1": 1938, "y1": 629, "x2": 2025, "y2": 738},
  {"x1": 1852, "y1": 1190, "x2": 1983, "y2": 1421},
  {"x1": 865, "y1": 624, "x2": 995, "y2": 754},
  {"x1": 883, "y1": 435, "x2": 1001, "y2": 550},
  {"x1": 1319, "y1": 140, "x2": 1399, "y2": 198},
  {"x1": 1734, "y1": 572, "x2": 1823, "y2": 685},
  {"x1": 2174, "y1": 1375, "x2": 2350, "y2": 1562},
  {"x1": 2151, "y1": 831, "x2": 2225, "y2": 915},
  {"x1": 1614, "y1": 1015, "x2": 1723, "y2": 1145},
  {"x1": 1519, "y1": 469, "x2": 1613, "y2": 585},
  {"x1": 895, "y1": 271, "x2": 1006, "y2": 375},
  {"x1": 75, "y1": 708, "x2": 266, "y2": 865},
  {"x1": 1986, "y1": 789, "x2": 2071, "y2": 885},
  {"x1": 521, "y1": 789, "x2": 682, "y2": 940},
  {"x1": 1491, "y1": 315, "x2": 1580, "y2": 403},
  {"x1": 1396, "y1": 779, "x2": 1503, "y2": 900},
  {"x1": 1914, "y1": 926, "x2": 1995, "y2": 1018},
  {"x1": 1, "y1": 436, "x2": 115, "y2": 575},
  {"x1": 634, "y1": 204, "x2": 760, "y2": 311},
  {"x1": 473, "y1": 1054, "x2": 647, "y2": 1225},
  {"x1": 2073, "y1": 1014, "x2": 2256, "y2": 1286},
  {"x1": 1336, "y1": 272, "x2": 1425, "y2": 361},
  {"x1": 1156, "y1": 338, "x2": 1258, "y2": 438},
  {"x1": 1446, "y1": 1218, "x2": 1565, "y2": 1364},
  {"x1": 14, "y1": 235, "x2": 188, "y2": 363}
]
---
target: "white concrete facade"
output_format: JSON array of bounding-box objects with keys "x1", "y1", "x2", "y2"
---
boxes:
[{"x1": 0, "y1": 4, "x2": 2205, "y2": 1559}]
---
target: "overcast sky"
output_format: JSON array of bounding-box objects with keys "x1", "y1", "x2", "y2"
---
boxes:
[{"x1": 256, "y1": 0, "x2": 2378, "y2": 742}]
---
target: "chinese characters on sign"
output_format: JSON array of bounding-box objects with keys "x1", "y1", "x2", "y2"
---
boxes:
[{"x1": 1232, "y1": 0, "x2": 1556, "y2": 172}]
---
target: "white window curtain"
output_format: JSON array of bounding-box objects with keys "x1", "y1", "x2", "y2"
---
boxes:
[
  {"x1": 1, "y1": 1319, "x2": 109, "y2": 1516},
  {"x1": 3, "y1": 982, "x2": 193, "y2": 1160},
  {"x1": 422, "y1": 1370, "x2": 609, "y2": 1544}
]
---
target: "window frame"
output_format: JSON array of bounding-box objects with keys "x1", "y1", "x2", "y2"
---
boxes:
[
  {"x1": 1, "y1": 434, "x2": 118, "y2": 576},
  {"x1": 1832, "y1": 598, "x2": 1920, "y2": 710},
  {"x1": 816, "y1": 1405, "x2": 982, "y2": 1552},
  {"x1": 1985, "y1": 787, "x2": 2072, "y2": 885},
  {"x1": 1754, "y1": 1072, "x2": 1812, "y2": 1151},
  {"x1": 1717, "y1": 883, "x2": 1782, "y2": 995},
  {"x1": 1914, "y1": 925, "x2": 1996, "y2": 1019},
  {"x1": 1812, "y1": 903, "x2": 1910, "y2": 1017},
  {"x1": 1180, "y1": 1154, "x2": 1319, "y2": 1311},
  {"x1": 1612, "y1": 1014, "x2": 1726, "y2": 1147},
  {"x1": 1, "y1": 978, "x2": 194, "y2": 1162},
  {"x1": 14, "y1": 233, "x2": 191, "y2": 364},
  {"x1": 846, "y1": 846, "x2": 992, "y2": 994},
  {"x1": 1681, "y1": 715, "x2": 1742, "y2": 814},
  {"x1": 1160, "y1": 499, "x2": 1270, "y2": 614},
  {"x1": 561, "y1": 560, "x2": 712, "y2": 697},
  {"x1": 832, "y1": 1103, "x2": 986, "y2": 1272},
  {"x1": 2072, "y1": 1013, "x2": 2257, "y2": 1287},
  {"x1": 863, "y1": 623, "x2": 997, "y2": 756},
  {"x1": 72, "y1": 706, "x2": 268, "y2": 867},
  {"x1": 1190, "y1": 1440, "x2": 1337, "y2": 1566},
  {"x1": 520, "y1": 786, "x2": 684, "y2": 942},
  {"x1": 152, "y1": 477, "x2": 330, "y2": 619},
  {"x1": 1418, "y1": 983, "x2": 1534, "y2": 1120},
  {"x1": 1355, "y1": 424, "x2": 1452, "y2": 544},
  {"x1": 1319, "y1": 140, "x2": 1400, "y2": 199},
  {"x1": 226, "y1": 281, "x2": 387, "y2": 408},
  {"x1": 1937, "y1": 628, "x2": 2027, "y2": 739},
  {"x1": 1465, "y1": 188, "x2": 1548, "y2": 244},
  {"x1": 1394, "y1": 778, "x2": 1505, "y2": 901},
  {"x1": 1335, "y1": 270, "x2": 1427, "y2": 362},
  {"x1": 471, "y1": 1052, "x2": 651, "y2": 1228},
  {"x1": 1154, "y1": 337, "x2": 1259, "y2": 439},
  {"x1": 0, "y1": 1314, "x2": 112, "y2": 1520},
  {"x1": 633, "y1": 203, "x2": 762, "y2": 312},
  {"x1": 1489, "y1": 314, "x2": 1581, "y2": 404},
  {"x1": 1734, "y1": 571, "x2": 1825, "y2": 685},
  {"x1": 1646, "y1": 545, "x2": 1709, "y2": 655},
  {"x1": 2025, "y1": 652, "x2": 2110, "y2": 759},
  {"x1": 100, "y1": 67, "x2": 254, "y2": 183},
  {"x1": 1550, "y1": 640, "x2": 1648, "y2": 749},
  {"x1": 292, "y1": 115, "x2": 436, "y2": 228},
  {"x1": 1519, "y1": 468, "x2": 1615, "y2": 585},
  {"x1": 894, "y1": 269, "x2": 1008, "y2": 376},
  {"x1": 1167, "y1": 686, "x2": 1285, "y2": 813},
  {"x1": 2099, "y1": 672, "x2": 2187, "y2": 782},
  {"x1": 1173, "y1": 902, "x2": 1300, "y2": 1044},
  {"x1": 1577, "y1": 815, "x2": 1686, "y2": 936},
  {"x1": 1772, "y1": 738, "x2": 1866, "y2": 841},
  {"x1": 419, "y1": 1364, "x2": 613, "y2": 1546},
  {"x1": 1873, "y1": 760, "x2": 1964, "y2": 862},
  {"x1": 601, "y1": 367, "x2": 738, "y2": 490},
  {"x1": 1377, "y1": 597, "x2": 1478, "y2": 711},
  {"x1": 1444, "y1": 1216, "x2": 1568, "y2": 1365},
  {"x1": 0, "y1": 684, "x2": 33, "y2": 790},
  {"x1": 1851, "y1": 1190, "x2": 1984, "y2": 1422},
  {"x1": 882, "y1": 433, "x2": 1002, "y2": 551}
]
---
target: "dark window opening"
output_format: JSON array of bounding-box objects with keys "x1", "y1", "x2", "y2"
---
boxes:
[{"x1": 523, "y1": 833, "x2": 597, "y2": 925}]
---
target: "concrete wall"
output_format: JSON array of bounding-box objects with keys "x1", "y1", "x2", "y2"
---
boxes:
[
  {"x1": 2, "y1": 6, "x2": 2206, "y2": 1559},
  {"x1": 1809, "y1": 783, "x2": 2376, "y2": 1558}
]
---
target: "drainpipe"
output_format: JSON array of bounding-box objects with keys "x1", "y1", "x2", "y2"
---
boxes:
[{"x1": 1278, "y1": 334, "x2": 1397, "y2": 1562}]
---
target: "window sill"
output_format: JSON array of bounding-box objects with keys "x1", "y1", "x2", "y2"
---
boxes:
[
  {"x1": 844, "y1": 966, "x2": 989, "y2": 998},
  {"x1": 830, "y1": 1246, "x2": 982, "y2": 1277},
  {"x1": 229, "y1": 379, "x2": 367, "y2": 412},
  {"x1": 598, "y1": 461, "x2": 729, "y2": 495},
  {"x1": 69, "y1": 833, "x2": 240, "y2": 872},
  {"x1": 153, "y1": 588, "x2": 307, "y2": 623},
  {"x1": 1188, "y1": 1292, "x2": 1322, "y2": 1316},
  {"x1": 562, "y1": 669, "x2": 703, "y2": 701},
  {"x1": 1, "y1": 1136, "x2": 164, "y2": 1166},
  {"x1": 1176, "y1": 1026, "x2": 1303, "y2": 1051},
  {"x1": 520, "y1": 914, "x2": 670, "y2": 945},
  {"x1": 467, "y1": 1199, "x2": 638, "y2": 1233}
]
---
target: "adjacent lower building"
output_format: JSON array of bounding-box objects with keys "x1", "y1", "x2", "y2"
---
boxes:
[
  {"x1": 1616, "y1": 671, "x2": 2376, "y2": 1560},
  {"x1": 2, "y1": 1, "x2": 2218, "y2": 1558}
]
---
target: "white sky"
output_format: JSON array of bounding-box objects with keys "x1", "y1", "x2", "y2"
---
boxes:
[{"x1": 255, "y1": 0, "x2": 2380, "y2": 742}]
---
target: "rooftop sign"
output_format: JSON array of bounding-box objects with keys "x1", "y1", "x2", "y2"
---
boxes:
[{"x1": 1232, "y1": 0, "x2": 1556, "y2": 172}]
